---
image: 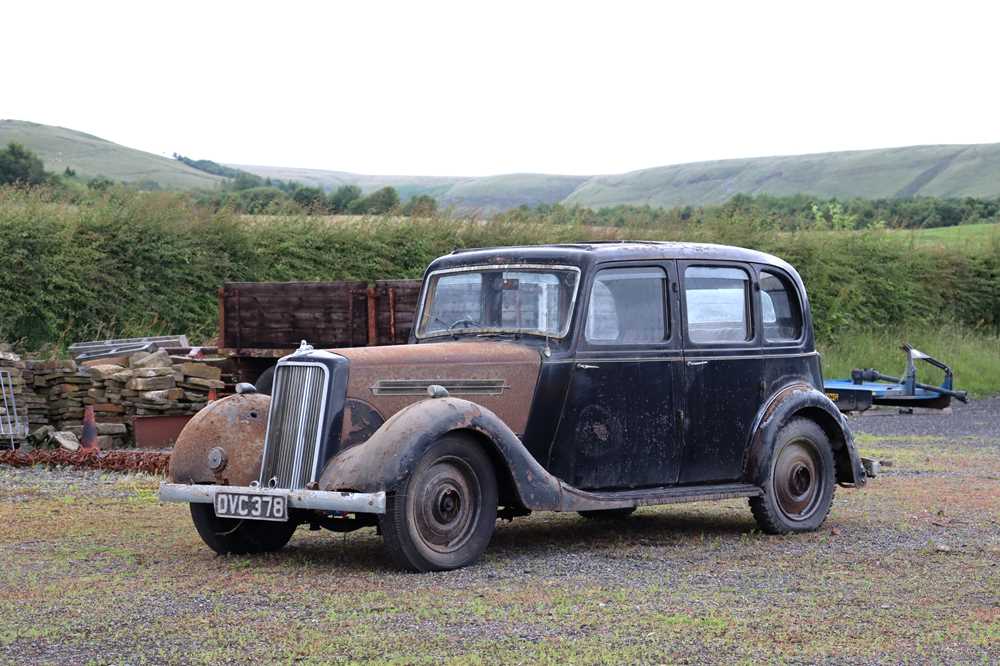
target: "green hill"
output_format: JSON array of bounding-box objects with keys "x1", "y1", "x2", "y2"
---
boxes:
[
  {"x1": 564, "y1": 144, "x2": 1000, "y2": 208},
  {"x1": 0, "y1": 120, "x2": 224, "y2": 189},
  {"x1": 228, "y1": 164, "x2": 464, "y2": 200},
  {"x1": 229, "y1": 165, "x2": 587, "y2": 212},
  {"x1": 7, "y1": 119, "x2": 1000, "y2": 210}
]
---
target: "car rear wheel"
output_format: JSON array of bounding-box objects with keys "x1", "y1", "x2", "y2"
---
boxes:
[
  {"x1": 380, "y1": 434, "x2": 498, "y2": 572},
  {"x1": 749, "y1": 418, "x2": 835, "y2": 534},
  {"x1": 578, "y1": 507, "x2": 636, "y2": 520},
  {"x1": 190, "y1": 503, "x2": 297, "y2": 555}
]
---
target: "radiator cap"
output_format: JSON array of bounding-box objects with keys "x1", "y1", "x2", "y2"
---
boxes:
[{"x1": 427, "y1": 384, "x2": 450, "y2": 399}]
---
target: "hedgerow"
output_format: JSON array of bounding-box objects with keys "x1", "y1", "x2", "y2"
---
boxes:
[{"x1": 1, "y1": 187, "x2": 997, "y2": 350}]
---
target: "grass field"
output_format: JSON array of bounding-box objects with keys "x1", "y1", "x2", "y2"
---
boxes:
[
  {"x1": 905, "y1": 222, "x2": 1000, "y2": 248},
  {"x1": 2, "y1": 402, "x2": 998, "y2": 664}
]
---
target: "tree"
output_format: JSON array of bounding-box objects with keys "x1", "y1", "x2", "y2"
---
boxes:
[
  {"x1": 363, "y1": 186, "x2": 400, "y2": 214},
  {"x1": 291, "y1": 185, "x2": 326, "y2": 211},
  {"x1": 402, "y1": 194, "x2": 438, "y2": 216},
  {"x1": 236, "y1": 186, "x2": 288, "y2": 213},
  {"x1": 0, "y1": 142, "x2": 48, "y2": 186},
  {"x1": 328, "y1": 185, "x2": 362, "y2": 213},
  {"x1": 87, "y1": 175, "x2": 114, "y2": 191}
]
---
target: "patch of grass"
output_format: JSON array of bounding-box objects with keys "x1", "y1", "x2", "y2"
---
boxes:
[{"x1": 907, "y1": 222, "x2": 1000, "y2": 248}]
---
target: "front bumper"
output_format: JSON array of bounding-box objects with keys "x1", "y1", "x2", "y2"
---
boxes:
[{"x1": 158, "y1": 482, "x2": 386, "y2": 514}]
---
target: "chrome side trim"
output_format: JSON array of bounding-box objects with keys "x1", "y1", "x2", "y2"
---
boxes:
[
  {"x1": 159, "y1": 483, "x2": 386, "y2": 514},
  {"x1": 369, "y1": 378, "x2": 509, "y2": 396}
]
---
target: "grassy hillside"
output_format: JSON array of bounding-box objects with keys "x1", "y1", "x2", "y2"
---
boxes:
[
  {"x1": 564, "y1": 144, "x2": 1000, "y2": 208},
  {"x1": 228, "y1": 164, "x2": 464, "y2": 199},
  {"x1": 231, "y1": 165, "x2": 587, "y2": 212},
  {"x1": 438, "y1": 173, "x2": 588, "y2": 211},
  {"x1": 0, "y1": 120, "x2": 225, "y2": 190},
  {"x1": 7, "y1": 120, "x2": 1000, "y2": 211}
]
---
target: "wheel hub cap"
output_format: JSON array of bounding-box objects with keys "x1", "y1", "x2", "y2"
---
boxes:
[
  {"x1": 411, "y1": 458, "x2": 481, "y2": 554},
  {"x1": 773, "y1": 440, "x2": 823, "y2": 521}
]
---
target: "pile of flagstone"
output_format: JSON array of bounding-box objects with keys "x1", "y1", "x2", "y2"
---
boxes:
[{"x1": 4, "y1": 348, "x2": 226, "y2": 450}]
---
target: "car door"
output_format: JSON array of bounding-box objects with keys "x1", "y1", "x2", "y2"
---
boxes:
[
  {"x1": 552, "y1": 262, "x2": 683, "y2": 490},
  {"x1": 677, "y1": 262, "x2": 763, "y2": 484}
]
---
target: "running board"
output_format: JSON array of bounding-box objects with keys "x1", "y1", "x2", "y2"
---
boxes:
[{"x1": 559, "y1": 482, "x2": 763, "y2": 512}]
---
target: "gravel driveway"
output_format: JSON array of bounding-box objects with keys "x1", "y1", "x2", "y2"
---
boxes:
[{"x1": 1, "y1": 401, "x2": 997, "y2": 664}]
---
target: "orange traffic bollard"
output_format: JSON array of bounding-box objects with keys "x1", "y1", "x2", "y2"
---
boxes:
[{"x1": 81, "y1": 405, "x2": 99, "y2": 450}]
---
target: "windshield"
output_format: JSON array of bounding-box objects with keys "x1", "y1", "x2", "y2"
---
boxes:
[{"x1": 417, "y1": 265, "x2": 580, "y2": 338}]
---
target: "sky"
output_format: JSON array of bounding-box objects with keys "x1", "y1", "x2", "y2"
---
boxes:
[{"x1": 3, "y1": 1, "x2": 999, "y2": 177}]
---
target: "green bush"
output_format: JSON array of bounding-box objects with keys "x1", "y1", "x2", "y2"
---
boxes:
[{"x1": 1, "y1": 187, "x2": 998, "y2": 370}]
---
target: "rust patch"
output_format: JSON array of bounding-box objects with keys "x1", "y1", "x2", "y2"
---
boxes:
[
  {"x1": 336, "y1": 341, "x2": 540, "y2": 434},
  {"x1": 168, "y1": 393, "x2": 270, "y2": 485}
]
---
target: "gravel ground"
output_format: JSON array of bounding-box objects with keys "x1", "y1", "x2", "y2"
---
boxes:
[{"x1": 1, "y1": 401, "x2": 998, "y2": 665}]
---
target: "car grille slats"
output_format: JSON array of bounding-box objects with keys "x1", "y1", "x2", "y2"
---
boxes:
[{"x1": 260, "y1": 363, "x2": 328, "y2": 489}]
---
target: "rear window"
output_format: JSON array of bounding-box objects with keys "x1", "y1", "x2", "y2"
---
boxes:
[
  {"x1": 684, "y1": 266, "x2": 751, "y2": 343},
  {"x1": 760, "y1": 270, "x2": 803, "y2": 342}
]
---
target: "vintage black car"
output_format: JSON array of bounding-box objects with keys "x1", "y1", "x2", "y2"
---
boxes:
[{"x1": 161, "y1": 242, "x2": 868, "y2": 571}]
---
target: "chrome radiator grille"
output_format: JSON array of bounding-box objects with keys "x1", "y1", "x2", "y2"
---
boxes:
[{"x1": 259, "y1": 363, "x2": 329, "y2": 489}]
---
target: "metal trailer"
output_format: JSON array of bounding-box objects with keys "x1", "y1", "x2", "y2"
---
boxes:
[{"x1": 824, "y1": 344, "x2": 968, "y2": 413}]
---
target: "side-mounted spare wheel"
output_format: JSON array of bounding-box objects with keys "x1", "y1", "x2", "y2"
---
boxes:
[
  {"x1": 750, "y1": 417, "x2": 835, "y2": 534},
  {"x1": 380, "y1": 433, "x2": 498, "y2": 572},
  {"x1": 254, "y1": 366, "x2": 276, "y2": 396},
  {"x1": 190, "y1": 504, "x2": 298, "y2": 555}
]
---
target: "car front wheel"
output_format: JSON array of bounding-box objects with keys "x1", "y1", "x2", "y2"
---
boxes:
[
  {"x1": 190, "y1": 503, "x2": 298, "y2": 555},
  {"x1": 749, "y1": 417, "x2": 835, "y2": 534},
  {"x1": 380, "y1": 434, "x2": 498, "y2": 572}
]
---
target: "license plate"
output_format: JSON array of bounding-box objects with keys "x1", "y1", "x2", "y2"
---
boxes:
[{"x1": 214, "y1": 491, "x2": 288, "y2": 522}]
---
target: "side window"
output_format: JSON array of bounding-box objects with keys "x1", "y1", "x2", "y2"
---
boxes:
[
  {"x1": 760, "y1": 270, "x2": 803, "y2": 342},
  {"x1": 585, "y1": 267, "x2": 668, "y2": 344},
  {"x1": 684, "y1": 266, "x2": 751, "y2": 343}
]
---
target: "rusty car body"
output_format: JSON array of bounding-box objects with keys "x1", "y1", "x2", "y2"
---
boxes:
[{"x1": 161, "y1": 242, "x2": 868, "y2": 571}]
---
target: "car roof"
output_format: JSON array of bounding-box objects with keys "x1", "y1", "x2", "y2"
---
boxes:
[{"x1": 426, "y1": 241, "x2": 796, "y2": 275}]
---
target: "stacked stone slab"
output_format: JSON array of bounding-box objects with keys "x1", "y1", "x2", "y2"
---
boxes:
[
  {"x1": 0, "y1": 347, "x2": 228, "y2": 449},
  {"x1": 20, "y1": 360, "x2": 50, "y2": 429},
  {"x1": 0, "y1": 351, "x2": 29, "y2": 444},
  {"x1": 31, "y1": 359, "x2": 92, "y2": 431},
  {"x1": 110, "y1": 349, "x2": 223, "y2": 417}
]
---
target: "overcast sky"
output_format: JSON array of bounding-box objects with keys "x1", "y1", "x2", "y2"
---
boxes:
[{"x1": 4, "y1": 1, "x2": 999, "y2": 177}]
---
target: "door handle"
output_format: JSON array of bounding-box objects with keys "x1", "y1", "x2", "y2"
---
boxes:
[
  {"x1": 577, "y1": 363, "x2": 599, "y2": 369},
  {"x1": 686, "y1": 360, "x2": 708, "y2": 367}
]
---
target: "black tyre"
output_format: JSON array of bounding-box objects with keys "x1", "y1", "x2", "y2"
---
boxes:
[
  {"x1": 749, "y1": 418, "x2": 835, "y2": 534},
  {"x1": 255, "y1": 366, "x2": 276, "y2": 396},
  {"x1": 380, "y1": 434, "x2": 498, "y2": 572},
  {"x1": 578, "y1": 507, "x2": 636, "y2": 520},
  {"x1": 190, "y1": 503, "x2": 297, "y2": 555}
]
